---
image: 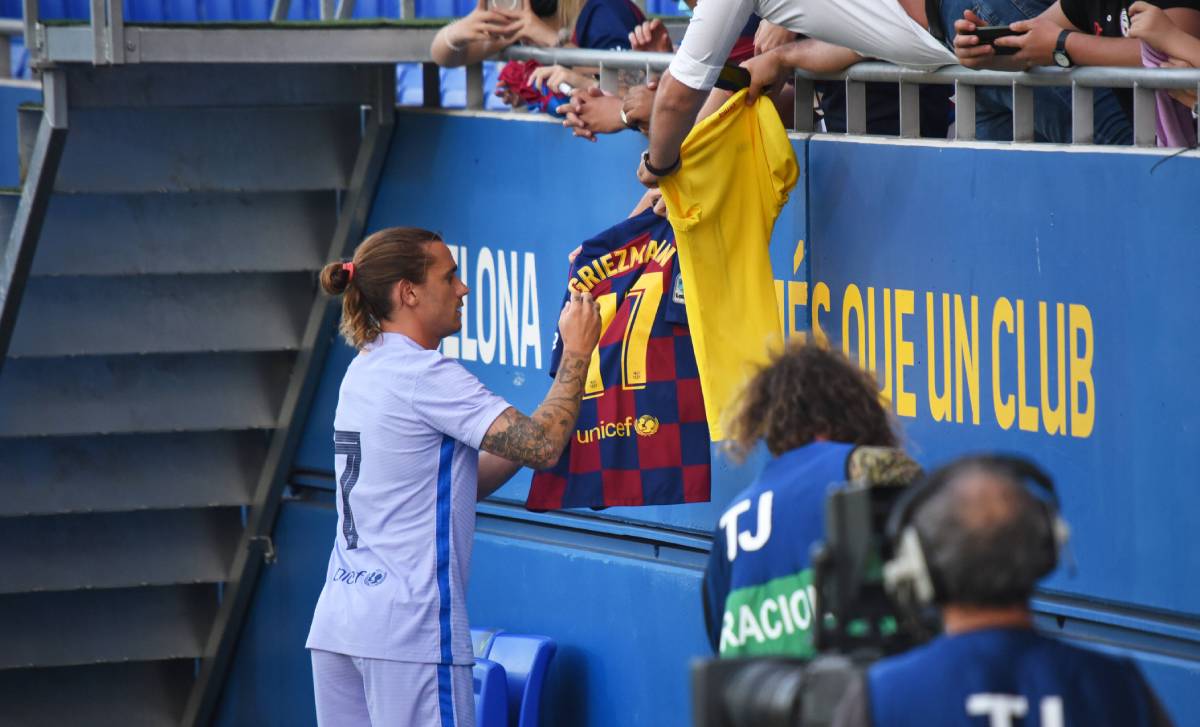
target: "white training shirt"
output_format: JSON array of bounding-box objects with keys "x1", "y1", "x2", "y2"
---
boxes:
[
  {"x1": 306, "y1": 332, "x2": 511, "y2": 665},
  {"x1": 669, "y1": 0, "x2": 957, "y2": 90}
]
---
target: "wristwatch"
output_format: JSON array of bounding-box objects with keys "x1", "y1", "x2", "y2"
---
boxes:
[{"x1": 1053, "y1": 29, "x2": 1074, "y2": 68}]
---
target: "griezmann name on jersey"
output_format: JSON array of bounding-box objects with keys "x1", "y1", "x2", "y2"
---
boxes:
[{"x1": 527, "y1": 209, "x2": 711, "y2": 511}]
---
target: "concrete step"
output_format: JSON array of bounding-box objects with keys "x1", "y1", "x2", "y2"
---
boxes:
[
  {"x1": 0, "y1": 660, "x2": 193, "y2": 727},
  {"x1": 29, "y1": 192, "x2": 336, "y2": 276},
  {"x1": 0, "y1": 585, "x2": 217, "y2": 669},
  {"x1": 20, "y1": 105, "x2": 358, "y2": 193},
  {"x1": 0, "y1": 508, "x2": 242, "y2": 594},
  {"x1": 0, "y1": 351, "x2": 294, "y2": 437},
  {"x1": 0, "y1": 431, "x2": 264, "y2": 516},
  {"x1": 9, "y1": 272, "x2": 314, "y2": 358}
]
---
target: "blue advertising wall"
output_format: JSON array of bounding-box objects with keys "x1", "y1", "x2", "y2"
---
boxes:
[{"x1": 216, "y1": 110, "x2": 1200, "y2": 726}]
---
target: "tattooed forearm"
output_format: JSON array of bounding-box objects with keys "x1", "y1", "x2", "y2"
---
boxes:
[{"x1": 480, "y1": 351, "x2": 590, "y2": 470}]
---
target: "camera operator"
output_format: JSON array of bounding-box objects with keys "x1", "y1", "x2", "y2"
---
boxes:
[
  {"x1": 833, "y1": 455, "x2": 1174, "y2": 727},
  {"x1": 703, "y1": 342, "x2": 919, "y2": 659}
]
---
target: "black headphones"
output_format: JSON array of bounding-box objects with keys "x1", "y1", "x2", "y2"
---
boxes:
[{"x1": 882, "y1": 454, "x2": 1070, "y2": 610}]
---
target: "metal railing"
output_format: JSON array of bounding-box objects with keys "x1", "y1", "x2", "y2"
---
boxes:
[
  {"x1": 497, "y1": 45, "x2": 1200, "y2": 147},
  {"x1": 14, "y1": 0, "x2": 1200, "y2": 147}
]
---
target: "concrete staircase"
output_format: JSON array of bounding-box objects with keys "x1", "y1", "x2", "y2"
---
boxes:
[{"x1": 0, "y1": 61, "x2": 395, "y2": 726}]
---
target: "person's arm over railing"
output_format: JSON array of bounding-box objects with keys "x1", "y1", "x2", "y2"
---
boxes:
[
  {"x1": 996, "y1": 4, "x2": 1141, "y2": 66},
  {"x1": 742, "y1": 38, "x2": 864, "y2": 103},
  {"x1": 639, "y1": 0, "x2": 754, "y2": 186},
  {"x1": 955, "y1": 1, "x2": 1200, "y2": 69},
  {"x1": 639, "y1": 72, "x2": 707, "y2": 187},
  {"x1": 431, "y1": 0, "x2": 520, "y2": 67},
  {"x1": 1130, "y1": 0, "x2": 1200, "y2": 67}
]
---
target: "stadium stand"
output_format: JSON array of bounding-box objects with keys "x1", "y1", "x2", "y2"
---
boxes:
[{"x1": 1, "y1": 0, "x2": 1198, "y2": 723}]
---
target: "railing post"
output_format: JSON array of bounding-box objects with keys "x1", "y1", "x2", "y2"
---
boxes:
[
  {"x1": 793, "y1": 71, "x2": 814, "y2": 133},
  {"x1": 1131, "y1": 81, "x2": 1156, "y2": 147},
  {"x1": 598, "y1": 63, "x2": 618, "y2": 95},
  {"x1": 105, "y1": 0, "x2": 125, "y2": 63},
  {"x1": 898, "y1": 81, "x2": 920, "y2": 138},
  {"x1": 20, "y1": 0, "x2": 39, "y2": 66},
  {"x1": 400, "y1": 0, "x2": 415, "y2": 19},
  {"x1": 335, "y1": 0, "x2": 356, "y2": 19},
  {"x1": 90, "y1": 0, "x2": 106, "y2": 63},
  {"x1": 1011, "y1": 81, "x2": 1034, "y2": 142},
  {"x1": 954, "y1": 80, "x2": 975, "y2": 141},
  {"x1": 1070, "y1": 81, "x2": 1093, "y2": 145},
  {"x1": 0, "y1": 36, "x2": 10, "y2": 79},
  {"x1": 466, "y1": 62, "x2": 484, "y2": 110},
  {"x1": 845, "y1": 79, "x2": 866, "y2": 135},
  {"x1": 422, "y1": 62, "x2": 442, "y2": 108},
  {"x1": 270, "y1": 0, "x2": 292, "y2": 20},
  {"x1": 319, "y1": 0, "x2": 334, "y2": 20}
]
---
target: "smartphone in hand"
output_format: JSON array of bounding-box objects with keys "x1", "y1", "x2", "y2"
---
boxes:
[
  {"x1": 975, "y1": 25, "x2": 1019, "y2": 55},
  {"x1": 715, "y1": 64, "x2": 751, "y2": 92}
]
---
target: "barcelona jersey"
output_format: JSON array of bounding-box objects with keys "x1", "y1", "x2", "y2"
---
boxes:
[{"x1": 527, "y1": 209, "x2": 712, "y2": 511}]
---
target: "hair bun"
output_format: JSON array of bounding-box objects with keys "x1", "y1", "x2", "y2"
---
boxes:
[{"x1": 320, "y1": 261, "x2": 352, "y2": 296}]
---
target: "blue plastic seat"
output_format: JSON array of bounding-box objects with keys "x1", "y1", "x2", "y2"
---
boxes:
[
  {"x1": 396, "y1": 62, "x2": 425, "y2": 106},
  {"x1": 474, "y1": 658, "x2": 509, "y2": 727},
  {"x1": 487, "y1": 633, "x2": 556, "y2": 727},
  {"x1": 471, "y1": 627, "x2": 504, "y2": 659},
  {"x1": 439, "y1": 66, "x2": 466, "y2": 108}
]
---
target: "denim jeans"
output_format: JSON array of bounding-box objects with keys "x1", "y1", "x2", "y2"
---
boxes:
[{"x1": 937, "y1": 0, "x2": 1133, "y2": 144}]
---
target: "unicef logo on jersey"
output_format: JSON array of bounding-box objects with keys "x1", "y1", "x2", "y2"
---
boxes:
[
  {"x1": 365, "y1": 570, "x2": 386, "y2": 587},
  {"x1": 635, "y1": 414, "x2": 660, "y2": 437}
]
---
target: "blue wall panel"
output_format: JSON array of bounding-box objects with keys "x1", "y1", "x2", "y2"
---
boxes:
[
  {"x1": 804, "y1": 138, "x2": 1200, "y2": 617},
  {"x1": 227, "y1": 112, "x2": 1199, "y2": 725},
  {"x1": 469, "y1": 529, "x2": 709, "y2": 727}
]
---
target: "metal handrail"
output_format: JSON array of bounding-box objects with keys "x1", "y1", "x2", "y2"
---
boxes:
[
  {"x1": 503, "y1": 45, "x2": 1200, "y2": 91},
  {"x1": 502, "y1": 45, "x2": 1200, "y2": 147},
  {"x1": 13, "y1": 0, "x2": 1200, "y2": 147}
]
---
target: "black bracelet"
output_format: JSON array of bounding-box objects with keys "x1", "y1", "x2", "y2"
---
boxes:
[{"x1": 642, "y1": 151, "x2": 681, "y2": 177}]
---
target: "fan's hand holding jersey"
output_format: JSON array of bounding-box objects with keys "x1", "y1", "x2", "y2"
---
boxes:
[
  {"x1": 306, "y1": 333, "x2": 510, "y2": 665},
  {"x1": 526, "y1": 209, "x2": 711, "y2": 510},
  {"x1": 703, "y1": 441, "x2": 855, "y2": 658},
  {"x1": 854, "y1": 629, "x2": 1172, "y2": 727},
  {"x1": 659, "y1": 89, "x2": 798, "y2": 441}
]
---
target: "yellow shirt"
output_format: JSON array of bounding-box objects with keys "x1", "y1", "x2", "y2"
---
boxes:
[{"x1": 659, "y1": 90, "x2": 799, "y2": 441}]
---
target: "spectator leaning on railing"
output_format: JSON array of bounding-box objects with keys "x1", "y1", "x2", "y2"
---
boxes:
[
  {"x1": 634, "y1": 0, "x2": 961, "y2": 185},
  {"x1": 951, "y1": 0, "x2": 1200, "y2": 143},
  {"x1": 550, "y1": 5, "x2": 765, "y2": 140},
  {"x1": 554, "y1": 13, "x2": 948, "y2": 141},
  {"x1": 431, "y1": 0, "x2": 646, "y2": 67}
]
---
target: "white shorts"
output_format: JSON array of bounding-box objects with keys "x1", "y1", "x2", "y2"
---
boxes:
[{"x1": 311, "y1": 649, "x2": 475, "y2": 727}]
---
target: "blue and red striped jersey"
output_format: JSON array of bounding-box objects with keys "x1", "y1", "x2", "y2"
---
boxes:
[{"x1": 527, "y1": 209, "x2": 711, "y2": 510}]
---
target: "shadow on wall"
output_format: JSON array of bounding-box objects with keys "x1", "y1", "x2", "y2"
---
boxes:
[{"x1": 545, "y1": 644, "x2": 592, "y2": 727}]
